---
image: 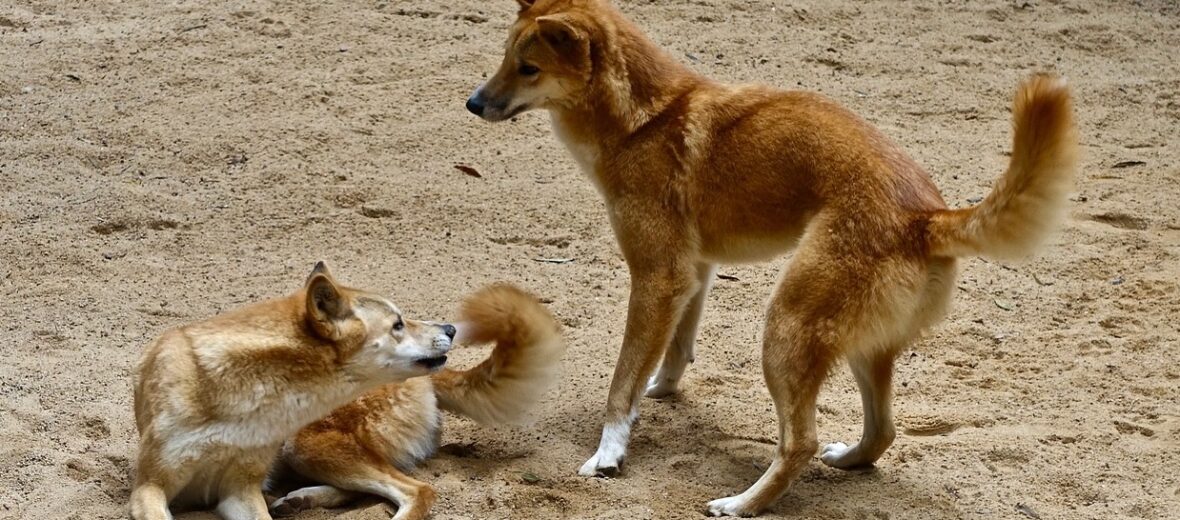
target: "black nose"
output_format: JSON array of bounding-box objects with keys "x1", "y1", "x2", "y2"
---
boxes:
[
  {"x1": 465, "y1": 95, "x2": 484, "y2": 116},
  {"x1": 441, "y1": 324, "x2": 457, "y2": 339}
]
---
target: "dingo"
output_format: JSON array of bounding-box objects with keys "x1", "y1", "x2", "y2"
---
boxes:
[
  {"x1": 268, "y1": 283, "x2": 563, "y2": 520},
  {"x1": 131, "y1": 264, "x2": 562, "y2": 520},
  {"x1": 467, "y1": 0, "x2": 1076, "y2": 515}
]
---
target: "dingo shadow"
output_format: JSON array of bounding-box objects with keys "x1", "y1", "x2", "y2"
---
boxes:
[{"x1": 549, "y1": 387, "x2": 955, "y2": 518}]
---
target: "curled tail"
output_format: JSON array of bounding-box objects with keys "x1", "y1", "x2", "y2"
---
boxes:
[
  {"x1": 927, "y1": 74, "x2": 1079, "y2": 260},
  {"x1": 430, "y1": 284, "x2": 564, "y2": 424}
]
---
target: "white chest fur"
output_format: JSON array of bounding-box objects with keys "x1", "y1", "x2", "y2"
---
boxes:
[{"x1": 550, "y1": 115, "x2": 602, "y2": 189}]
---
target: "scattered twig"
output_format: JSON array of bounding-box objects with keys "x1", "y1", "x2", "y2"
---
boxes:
[
  {"x1": 534, "y1": 257, "x2": 574, "y2": 264},
  {"x1": 180, "y1": 23, "x2": 208, "y2": 33},
  {"x1": 1032, "y1": 273, "x2": 1055, "y2": 286},
  {"x1": 717, "y1": 273, "x2": 740, "y2": 281},
  {"x1": 454, "y1": 164, "x2": 482, "y2": 178},
  {"x1": 1016, "y1": 503, "x2": 1042, "y2": 519},
  {"x1": 1111, "y1": 160, "x2": 1145, "y2": 169},
  {"x1": 453, "y1": 14, "x2": 488, "y2": 24}
]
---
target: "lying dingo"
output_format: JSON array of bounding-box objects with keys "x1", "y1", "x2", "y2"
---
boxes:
[{"x1": 131, "y1": 263, "x2": 562, "y2": 520}]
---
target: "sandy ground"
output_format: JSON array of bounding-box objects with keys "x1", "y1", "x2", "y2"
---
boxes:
[{"x1": 2, "y1": 0, "x2": 1179, "y2": 519}]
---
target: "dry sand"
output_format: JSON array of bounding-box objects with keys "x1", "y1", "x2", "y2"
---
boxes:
[{"x1": 2, "y1": 1, "x2": 1178, "y2": 519}]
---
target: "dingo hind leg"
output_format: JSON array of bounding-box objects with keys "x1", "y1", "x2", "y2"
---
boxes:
[
  {"x1": 275, "y1": 437, "x2": 434, "y2": 520},
  {"x1": 270, "y1": 485, "x2": 359, "y2": 517},
  {"x1": 324, "y1": 463, "x2": 434, "y2": 520},
  {"x1": 708, "y1": 308, "x2": 836, "y2": 516},
  {"x1": 822, "y1": 256, "x2": 955, "y2": 469},
  {"x1": 820, "y1": 350, "x2": 898, "y2": 469},
  {"x1": 709, "y1": 227, "x2": 918, "y2": 516}
]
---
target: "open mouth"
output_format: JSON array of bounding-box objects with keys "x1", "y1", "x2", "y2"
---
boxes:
[{"x1": 415, "y1": 355, "x2": 448, "y2": 370}]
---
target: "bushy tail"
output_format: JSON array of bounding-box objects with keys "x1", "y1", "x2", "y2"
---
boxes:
[
  {"x1": 430, "y1": 284, "x2": 564, "y2": 424},
  {"x1": 926, "y1": 74, "x2": 1079, "y2": 260}
]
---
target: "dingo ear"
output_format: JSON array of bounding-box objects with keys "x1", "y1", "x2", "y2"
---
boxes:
[
  {"x1": 516, "y1": 0, "x2": 534, "y2": 10},
  {"x1": 536, "y1": 13, "x2": 586, "y2": 51},
  {"x1": 306, "y1": 260, "x2": 333, "y2": 283},
  {"x1": 305, "y1": 270, "x2": 347, "y2": 339}
]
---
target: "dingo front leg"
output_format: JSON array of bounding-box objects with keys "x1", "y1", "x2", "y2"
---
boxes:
[
  {"x1": 580, "y1": 261, "x2": 700, "y2": 477},
  {"x1": 645, "y1": 262, "x2": 716, "y2": 398},
  {"x1": 129, "y1": 482, "x2": 173, "y2": 520}
]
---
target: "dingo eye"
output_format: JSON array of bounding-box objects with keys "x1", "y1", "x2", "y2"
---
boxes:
[
  {"x1": 392, "y1": 319, "x2": 404, "y2": 332},
  {"x1": 518, "y1": 64, "x2": 540, "y2": 76}
]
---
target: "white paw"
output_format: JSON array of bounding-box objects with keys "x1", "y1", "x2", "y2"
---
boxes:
[
  {"x1": 707, "y1": 495, "x2": 755, "y2": 517},
  {"x1": 643, "y1": 375, "x2": 679, "y2": 398},
  {"x1": 578, "y1": 450, "x2": 623, "y2": 477},
  {"x1": 819, "y1": 441, "x2": 852, "y2": 465},
  {"x1": 269, "y1": 495, "x2": 310, "y2": 517},
  {"x1": 820, "y1": 441, "x2": 876, "y2": 470},
  {"x1": 579, "y1": 419, "x2": 632, "y2": 477}
]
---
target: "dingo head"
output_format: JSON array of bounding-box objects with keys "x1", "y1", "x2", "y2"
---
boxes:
[
  {"x1": 466, "y1": 0, "x2": 596, "y2": 121},
  {"x1": 302, "y1": 262, "x2": 456, "y2": 381}
]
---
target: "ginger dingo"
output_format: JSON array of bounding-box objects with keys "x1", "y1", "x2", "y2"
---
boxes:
[
  {"x1": 131, "y1": 264, "x2": 562, "y2": 520},
  {"x1": 466, "y1": 0, "x2": 1077, "y2": 515}
]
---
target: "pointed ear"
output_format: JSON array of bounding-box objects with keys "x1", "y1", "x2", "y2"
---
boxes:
[
  {"x1": 305, "y1": 272, "x2": 346, "y2": 339},
  {"x1": 536, "y1": 13, "x2": 586, "y2": 51},
  {"x1": 306, "y1": 260, "x2": 333, "y2": 283},
  {"x1": 516, "y1": 0, "x2": 534, "y2": 11}
]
